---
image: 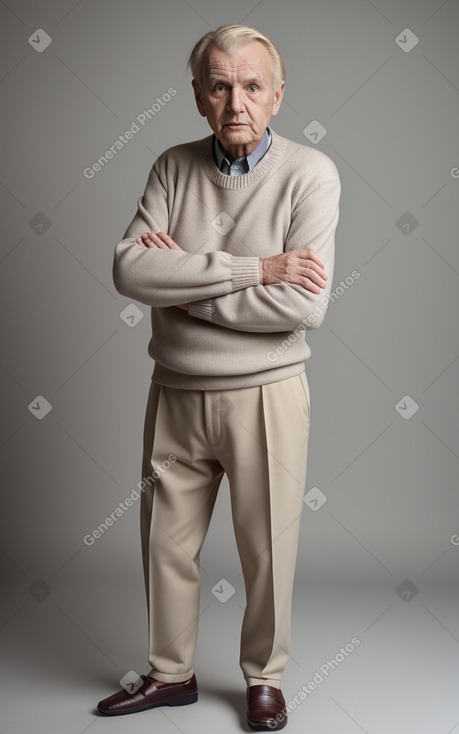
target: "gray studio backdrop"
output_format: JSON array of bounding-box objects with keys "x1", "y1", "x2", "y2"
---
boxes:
[{"x1": 1, "y1": 1, "x2": 459, "y2": 733}]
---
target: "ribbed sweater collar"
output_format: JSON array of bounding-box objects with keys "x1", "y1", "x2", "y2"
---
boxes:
[{"x1": 199, "y1": 128, "x2": 287, "y2": 189}]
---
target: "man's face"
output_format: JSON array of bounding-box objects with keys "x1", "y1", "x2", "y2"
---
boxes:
[{"x1": 192, "y1": 40, "x2": 284, "y2": 160}]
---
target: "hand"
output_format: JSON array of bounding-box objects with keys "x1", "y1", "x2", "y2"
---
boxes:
[
  {"x1": 135, "y1": 231, "x2": 183, "y2": 250},
  {"x1": 259, "y1": 248, "x2": 328, "y2": 294}
]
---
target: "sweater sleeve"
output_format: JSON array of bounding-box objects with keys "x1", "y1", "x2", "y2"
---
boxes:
[
  {"x1": 113, "y1": 162, "x2": 260, "y2": 307},
  {"x1": 187, "y1": 178, "x2": 341, "y2": 332}
]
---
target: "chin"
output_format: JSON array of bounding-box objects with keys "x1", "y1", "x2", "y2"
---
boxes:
[
  {"x1": 221, "y1": 128, "x2": 251, "y2": 140},
  {"x1": 224, "y1": 133, "x2": 250, "y2": 141}
]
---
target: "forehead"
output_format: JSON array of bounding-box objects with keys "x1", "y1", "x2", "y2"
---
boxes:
[{"x1": 204, "y1": 41, "x2": 273, "y2": 81}]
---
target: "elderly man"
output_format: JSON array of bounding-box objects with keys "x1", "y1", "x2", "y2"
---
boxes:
[{"x1": 97, "y1": 24, "x2": 340, "y2": 731}]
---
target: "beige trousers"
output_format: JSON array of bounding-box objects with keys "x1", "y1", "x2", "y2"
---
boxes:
[{"x1": 140, "y1": 371, "x2": 311, "y2": 689}]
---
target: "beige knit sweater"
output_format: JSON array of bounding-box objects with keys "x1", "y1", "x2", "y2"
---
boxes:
[{"x1": 113, "y1": 128, "x2": 341, "y2": 390}]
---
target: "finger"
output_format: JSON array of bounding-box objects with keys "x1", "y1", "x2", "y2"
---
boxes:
[
  {"x1": 154, "y1": 232, "x2": 181, "y2": 249},
  {"x1": 302, "y1": 261, "x2": 327, "y2": 282},
  {"x1": 147, "y1": 232, "x2": 169, "y2": 248},
  {"x1": 137, "y1": 232, "x2": 154, "y2": 247},
  {"x1": 307, "y1": 248, "x2": 324, "y2": 266},
  {"x1": 302, "y1": 277, "x2": 322, "y2": 294},
  {"x1": 155, "y1": 232, "x2": 174, "y2": 244},
  {"x1": 301, "y1": 249, "x2": 326, "y2": 271},
  {"x1": 136, "y1": 235, "x2": 155, "y2": 247},
  {"x1": 305, "y1": 266, "x2": 327, "y2": 288},
  {"x1": 309, "y1": 257, "x2": 327, "y2": 277},
  {"x1": 296, "y1": 250, "x2": 326, "y2": 277}
]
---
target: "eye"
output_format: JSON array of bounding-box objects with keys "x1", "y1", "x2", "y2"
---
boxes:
[
  {"x1": 214, "y1": 84, "x2": 226, "y2": 92},
  {"x1": 248, "y1": 84, "x2": 259, "y2": 93}
]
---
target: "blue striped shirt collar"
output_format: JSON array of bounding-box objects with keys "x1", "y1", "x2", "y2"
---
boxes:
[{"x1": 212, "y1": 127, "x2": 272, "y2": 175}]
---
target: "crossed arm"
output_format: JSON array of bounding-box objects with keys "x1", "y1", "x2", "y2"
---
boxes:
[
  {"x1": 114, "y1": 159, "x2": 340, "y2": 332},
  {"x1": 135, "y1": 231, "x2": 329, "y2": 312}
]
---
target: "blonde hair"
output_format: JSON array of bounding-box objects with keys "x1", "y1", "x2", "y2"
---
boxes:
[{"x1": 187, "y1": 24, "x2": 286, "y2": 89}]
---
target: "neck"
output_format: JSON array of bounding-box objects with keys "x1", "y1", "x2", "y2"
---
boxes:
[
  {"x1": 201, "y1": 128, "x2": 286, "y2": 189},
  {"x1": 217, "y1": 128, "x2": 268, "y2": 161},
  {"x1": 223, "y1": 143, "x2": 256, "y2": 159}
]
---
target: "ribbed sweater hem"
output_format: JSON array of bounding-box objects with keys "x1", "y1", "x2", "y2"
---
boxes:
[{"x1": 151, "y1": 361, "x2": 306, "y2": 391}]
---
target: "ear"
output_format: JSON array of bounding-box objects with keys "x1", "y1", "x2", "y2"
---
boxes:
[
  {"x1": 271, "y1": 81, "x2": 285, "y2": 116},
  {"x1": 192, "y1": 79, "x2": 207, "y2": 118}
]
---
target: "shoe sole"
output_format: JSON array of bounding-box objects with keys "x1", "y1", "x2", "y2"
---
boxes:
[
  {"x1": 98, "y1": 692, "x2": 198, "y2": 716},
  {"x1": 247, "y1": 713, "x2": 287, "y2": 731}
]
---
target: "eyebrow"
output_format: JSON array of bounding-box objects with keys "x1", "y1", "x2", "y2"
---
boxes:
[{"x1": 207, "y1": 75, "x2": 264, "y2": 86}]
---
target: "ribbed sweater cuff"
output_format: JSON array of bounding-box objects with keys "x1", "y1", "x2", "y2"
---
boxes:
[
  {"x1": 231, "y1": 256, "x2": 260, "y2": 290},
  {"x1": 187, "y1": 299, "x2": 214, "y2": 321}
]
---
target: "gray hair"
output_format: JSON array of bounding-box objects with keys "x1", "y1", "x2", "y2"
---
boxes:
[{"x1": 187, "y1": 24, "x2": 286, "y2": 90}]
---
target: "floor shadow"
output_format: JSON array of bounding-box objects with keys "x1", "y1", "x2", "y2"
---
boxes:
[{"x1": 199, "y1": 684, "x2": 249, "y2": 731}]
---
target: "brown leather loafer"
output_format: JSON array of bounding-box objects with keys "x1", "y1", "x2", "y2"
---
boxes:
[
  {"x1": 97, "y1": 673, "x2": 198, "y2": 716},
  {"x1": 247, "y1": 684, "x2": 288, "y2": 730}
]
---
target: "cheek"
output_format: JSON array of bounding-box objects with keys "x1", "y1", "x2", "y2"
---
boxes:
[
  {"x1": 248, "y1": 99, "x2": 267, "y2": 115},
  {"x1": 259, "y1": 103, "x2": 274, "y2": 122},
  {"x1": 207, "y1": 100, "x2": 223, "y2": 118}
]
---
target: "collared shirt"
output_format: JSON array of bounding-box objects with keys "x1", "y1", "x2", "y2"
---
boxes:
[{"x1": 212, "y1": 127, "x2": 272, "y2": 176}]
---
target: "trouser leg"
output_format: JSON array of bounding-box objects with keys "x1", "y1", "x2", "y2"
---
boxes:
[
  {"x1": 140, "y1": 380, "x2": 224, "y2": 682},
  {"x1": 213, "y1": 372, "x2": 311, "y2": 688}
]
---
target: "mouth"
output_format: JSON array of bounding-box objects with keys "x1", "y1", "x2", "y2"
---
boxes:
[{"x1": 224, "y1": 123, "x2": 247, "y2": 128}]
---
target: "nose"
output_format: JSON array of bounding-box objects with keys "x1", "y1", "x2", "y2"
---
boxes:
[{"x1": 226, "y1": 87, "x2": 245, "y2": 114}]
